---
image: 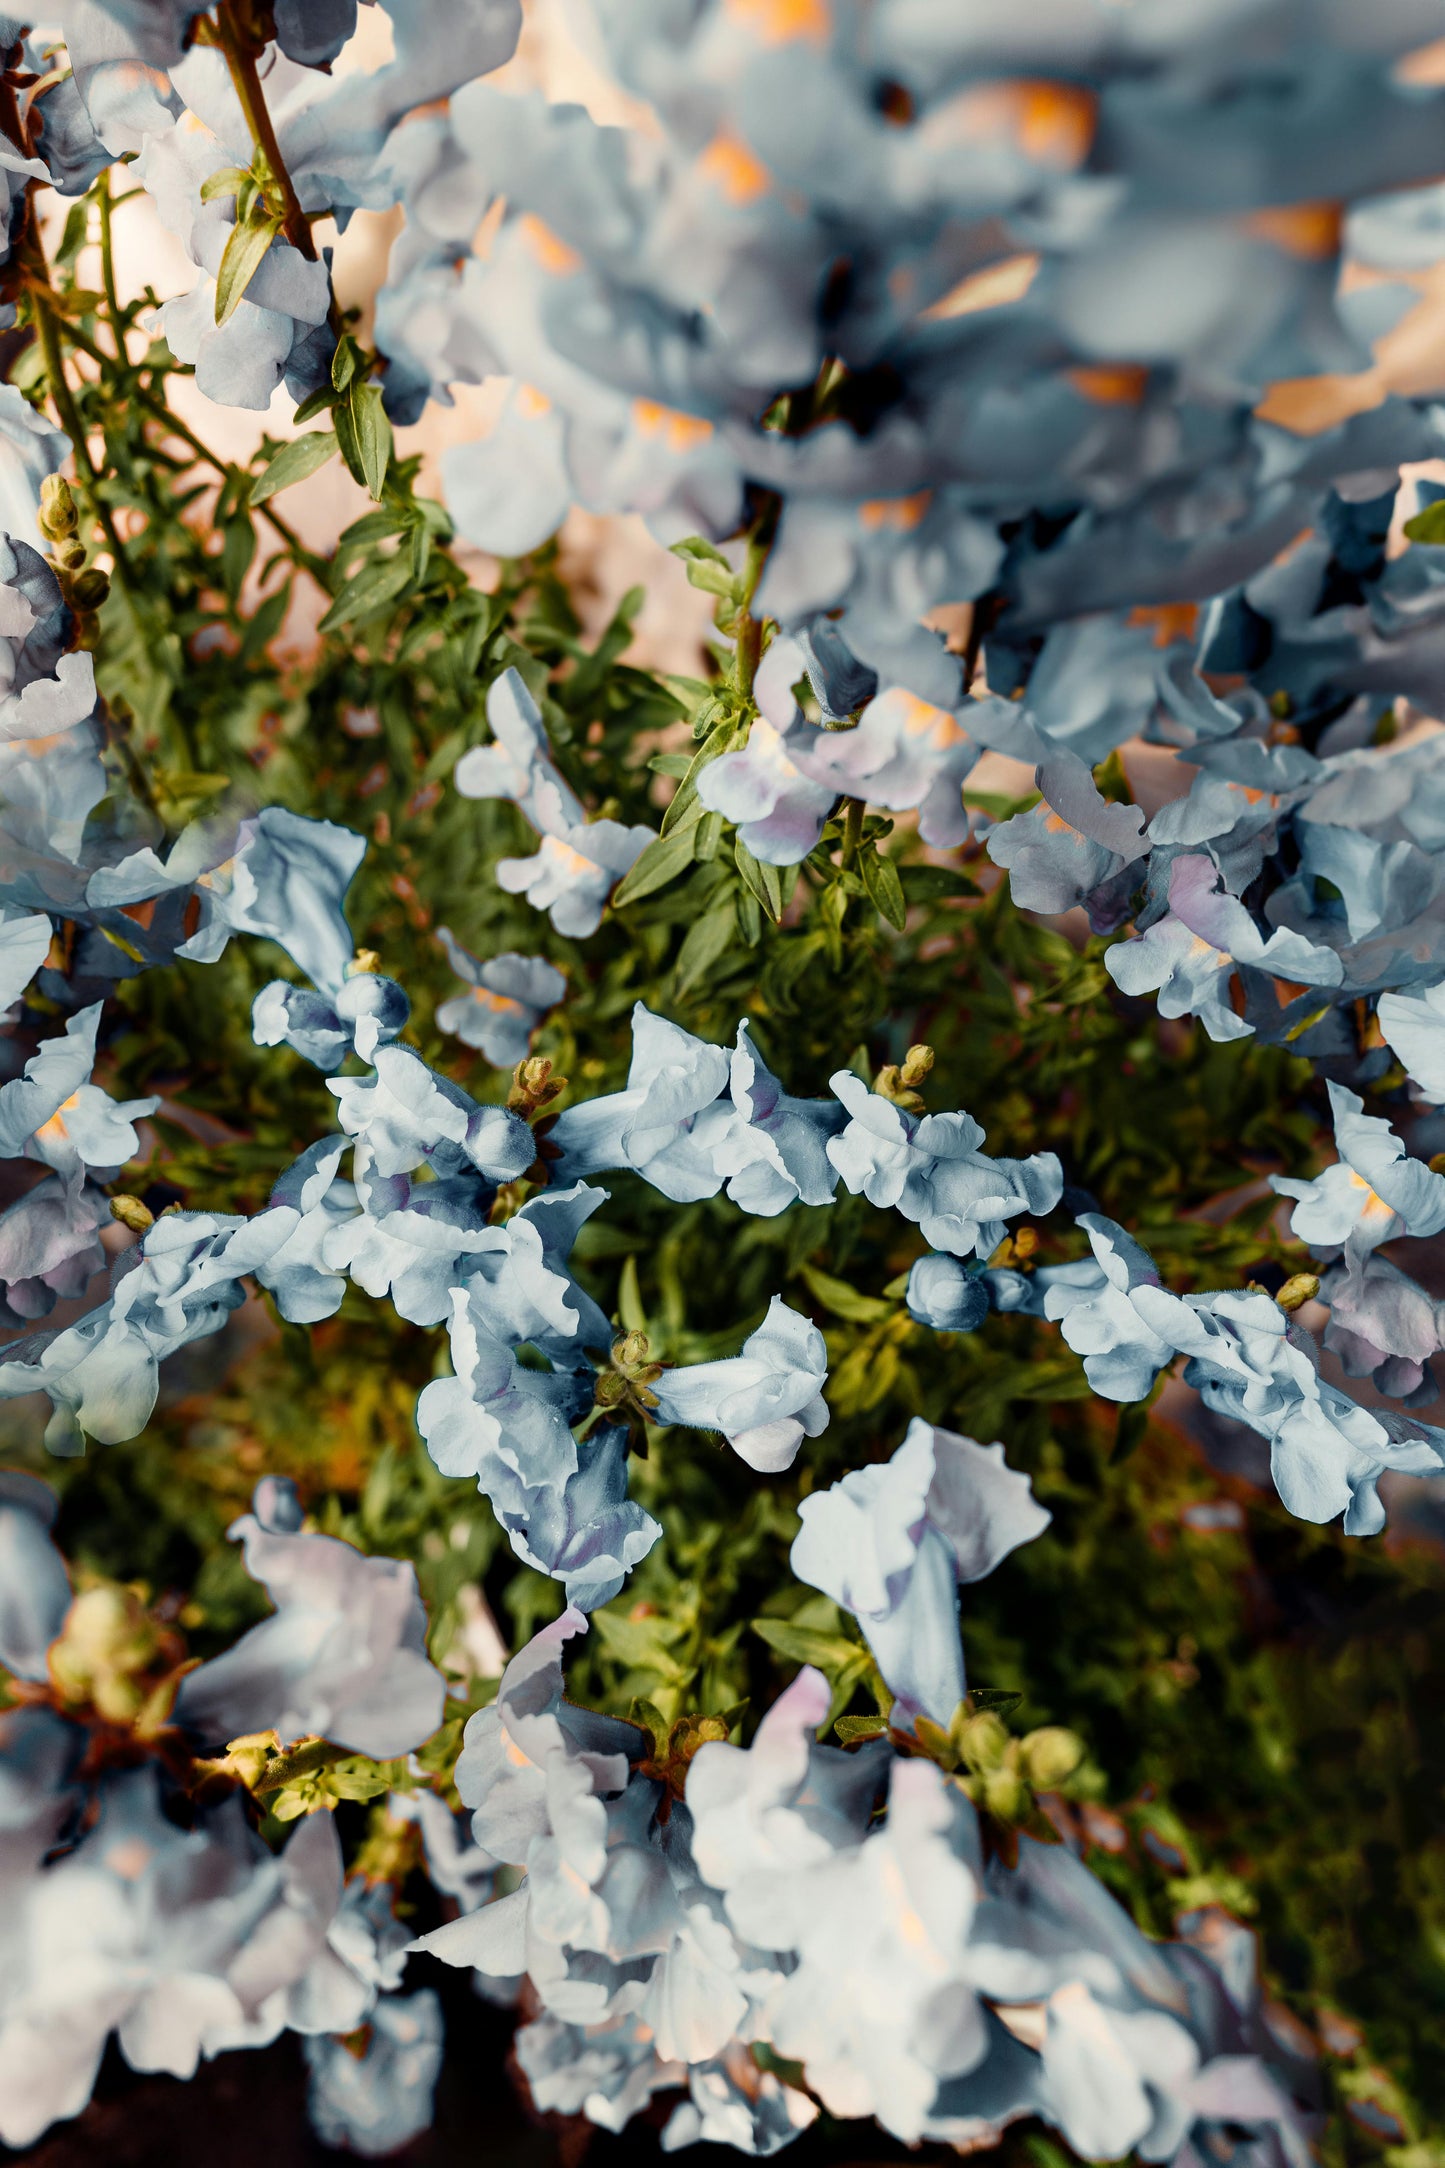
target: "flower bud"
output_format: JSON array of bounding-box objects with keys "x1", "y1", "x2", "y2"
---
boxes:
[
  {"x1": 71, "y1": 567, "x2": 110, "y2": 610},
  {"x1": 957, "y1": 1709, "x2": 1010, "y2": 1775},
  {"x1": 110, "y1": 1195, "x2": 155, "y2": 1234},
  {"x1": 1275, "y1": 1273, "x2": 1321, "y2": 1314},
  {"x1": 1020, "y1": 1725, "x2": 1084, "y2": 1790},
  {"x1": 39, "y1": 474, "x2": 78, "y2": 540}
]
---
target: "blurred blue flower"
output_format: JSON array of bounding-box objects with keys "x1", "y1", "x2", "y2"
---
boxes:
[
  {"x1": 176, "y1": 1474, "x2": 447, "y2": 1758},
  {"x1": 435, "y1": 929, "x2": 564, "y2": 1066},
  {"x1": 305, "y1": 1990, "x2": 444, "y2": 2160}
]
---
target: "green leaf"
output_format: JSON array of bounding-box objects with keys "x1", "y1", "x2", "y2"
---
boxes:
[
  {"x1": 674, "y1": 891, "x2": 737, "y2": 991},
  {"x1": 1404, "y1": 500, "x2": 1445, "y2": 546},
  {"x1": 752, "y1": 1618, "x2": 868, "y2": 1674},
  {"x1": 331, "y1": 335, "x2": 361, "y2": 392},
  {"x1": 797, "y1": 1261, "x2": 894, "y2": 1324},
  {"x1": 648, "y1": 752, "x2": 694, "y2": 778},
  {"x1": 346, "y1": 380, "x2": 393, "y2": 501},
  {"x1": 291, "y1": 382, "x2": 336, "y2": 426},
  {"x1": 969, "y1": 1688, "x2": 1023, "y2": 1715},
  {"x1": 214, "y1": 206, "x2": 283, "y2": 326},
  {"x1": 734, "y1": 838, "x2": 784, "y2": 923},
  {"x1": 660, "y1": 712, "x2": 742, "y2": 837},
  {"x1": 239, "y1": 578, "x2": 292, "y2": 666},
  {"x1": 899, "y1": 864, "x2": 981, "y2": 903},
  {"x1": 834, "y1": 1714, "x2": 889, "y2": 1744},
  {"x1": 862, "y1": 847, "x2": 907, "y2": 929},
  {"x1": 1110, "y1": 1398, "x2": 1152, "y2": 1465},
  {"x1": 672, "y1": 542, "x2": 739, "y2": 600},
  {"x1": 56, "y1": 203, "x2": 89, "y2": 269},
  {"x1": 200, "y1": 164, "x2": 253, "y2": 204},
  {"x1": 249, "y1": 429, "x2": 339, "y2": 505},
  {"x1": 318, "y1": 549, "x2": 414, "y2": 633},
  {"x1": 610, "y1": 825, "x2": 697, "y2": 909}
]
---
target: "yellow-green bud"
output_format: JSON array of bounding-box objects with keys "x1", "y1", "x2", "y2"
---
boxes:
[
  {"x1": 347, "y1": 948, "x2": 381, "y2": 978},
  {"x1": 57, "y1": 538, "x2": 87, "y2": 571},
  {"x1": 1020, "y1": 1726, "x2": 1084, "y2": 1791},
  {"x1": 39, "y1": 474, "x2": 78, "y2": 541},
  {"x1": 1275, "y1": 1273, "x2": 1321, "y2": 1314},
  {"x1": 981, "y1": 1762, "x2": 1030, "y2": 1822},
  {"x1": 957, "y1": 1709, "x2": 1010, "y2": 1775},
  {"x1": 899, "y1": 1042, "x2": 934, "y2": 1087},
  {"x1": 110, "y1": 1195, "x2": 155, "y2": 1234}
]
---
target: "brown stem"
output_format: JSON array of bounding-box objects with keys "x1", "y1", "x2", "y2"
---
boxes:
[{"x1": 213, "y1": 6, "x2": 316, "y2": 260}]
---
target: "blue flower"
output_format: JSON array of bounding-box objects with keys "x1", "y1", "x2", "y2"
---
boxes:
[
  {"x1": 1272, "y1": 1081, "x2": 1445, "y2": 1259},
  {"x1": 454, "y1": 670, "x2": 650, "y2": 936},
  {"x1": 505, "y1": 1421, "x2": 662, "y2": 1612},
  {"x1": 547, "y1": 1004, "x2": 732, "y2": 1203},
  {"x1": 305, "y1": 1990, "x2": 444, "y2": 2161},
  {"x1": 826, "y1": 1071, "x2": 1063, "y2": 1258},
  {"x1": 1379, "y1": 977, "x2": 1445, "y2": 1100},
  {"x1": 652, "y1": 1296, "x2": 829, "y2": 1472},
  {"x1": 905, "y1": 1253, "x2": 989, "y2": 1335},
  {"x1": 1043, "y1": 1214, "x2": 1174, "y2": 1405},
  {"x1": 328, "y1": 1045, "x2": 534, "y2": 1184},
  {"x1": 175, "y1": 1475, "x2": 447, "y2": 1758},
  {"x1": 435, "y1": 930, "x2": 564, "y2": 1066},
  {"x1": 987, "y1": 751, "x2": 1148, "y2": 918},
  {"x1": 0, "y1": 1472, "x2": 71, "y2": 1682},
  {"x1": 791, "y1": 1419, "x2": 1050, "y2": 1726},
  {"x1": 1320, "y1": 1251, "x2": 1445, "y2": 1406}
]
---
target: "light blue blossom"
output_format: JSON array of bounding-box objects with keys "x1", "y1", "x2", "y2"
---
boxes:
[
  {"x1": 1320, "y1": 1251, "x2": 1445, "y2": 1405},
  {"x1": 0, "y1": 390, "x2": 68, "y2": 551},
  {"x1": 0, "y1": 1770, "x2": 402, "y2": 2148},
  {"x1": 652, "y1": 1296, "x2": 829, "y2": 1473},
  {"x1": 713, "y1": 1021, "x2": 843, "y2": 1214},
  {"x1": 905, "y1": 1254, "x2": 989, "y2": 1335},
  {"x1": 505, "y1": 1422, "x2": 662, "y2": 1612},
  {"x1": 0, "y1": 1005, "x2": 156, "y2": 1187},
  {"x1": 328, "y1": 1045, "x2": 534, "y2": 1184},
  {"x1": 694, "y1": 711, "x2": 838, "y2": 867},
  {"x1": 0, "y1": 1472, "x2": 71, "y2": 1683},
  {"x1": 435, "y1": 929, "x2": 564, "y2": 1066},
  {"x1": 1379, "y1": 977, "x2": 1445, "y2": 1100},
  {"x1": 305, "y1": 1989, "x2": 444, "y2": 2160},
  {"x1": 252, "y1": 971, "x2": 410, "y2": 1074},
  {"x1": 1043, "y1": 1215, "x2": 1174, "y2": 1404},
  {"x1": 987, "y1": 752, "x2": 1148, "y2": 918},
  {"x1": 547, "y1": 1004, "x2": 732, "y2": 1203},
  {"x1": 1272, "y1": 1082, "x2": 1445, "y2": 1259},
  {"x1": 1105, "y1": 852, "x2": 1344, "y2": 1042},
  {"x1": 1127, "y1": 1283, "x2": 1445, "y2": 1536},
  {"x1": 175, "y1": 1475, "x2": 447, "y2": 1758},
  {"x1": 791, "y1": 1419, "x2": 1050, "y2": 1726},
  {"x1": 454, "y1": 669, "x2": 650, "y2": 936},
  {"x1": 826, "y1": 1071, "x2": 1063, "y2": 1258}
]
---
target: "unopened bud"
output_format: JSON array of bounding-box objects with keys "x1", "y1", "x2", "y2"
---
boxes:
[
  {"x1": 1275, "y1": 1272, "x2": 1321, "y2": 1314},
  {"x1": 39, "y1": 474, "x2": 78, "y2": 541},
  {"x1": 957, "y1": 1710, "x2": 1009, "y2": 1776},
  {"x1": 1020, "y1": 1726, "x2": 1084, "y2": 1791},
  {"x1": 899, "y1": 1043, "x2": 934, "y2": 1088},
  {"x1": 981, "y1": 1762, "x2": 1030, "y2": 1823},
  {"x1": 56, "y1": 538, "x2": 87, "y2": 571},
  {"x1": 71, "y1": 567, "x2": 110, "y2": 610},
  {"x1": 110, "y1": 1195, "x2": 154, "y2": 1234},
  {"x1": 613, "y1": 1329, "x2": 651, "y2": 1371}
]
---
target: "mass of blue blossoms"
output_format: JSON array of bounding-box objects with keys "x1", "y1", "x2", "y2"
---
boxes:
[{"x1": 0, "y1": 0, "x2": 1443, "y2": 2158}]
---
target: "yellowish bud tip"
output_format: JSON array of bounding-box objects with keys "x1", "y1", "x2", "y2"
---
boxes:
[
  {"x1": 347, "y1": 949, "x2": 381, "y2": 978},
  {"x1": 1275, "y1": 1272, "x2": 1321, "y2": 1314},
  {"x1": 110, "y1": 1195, "x2": 155, "y2": 1234},
  {"x1": 900, "y1": 1042, "x2": 935, "y2": 1085},
  {"x1": 39, "y1": 474, "x2": 78, "y2": 540}
]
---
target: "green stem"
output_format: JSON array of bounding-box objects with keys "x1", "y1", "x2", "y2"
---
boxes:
[
  {"x1": 131, "y1": 383, "x2": 324, "y2": 577},
  {"x1": 732, "y1": 490, "x2": 780, "y2": 701},
  {"x1": 30, "y1": 279, "x2": 137, "y2": 597},
  {"x1": 97, "y1": 171, "x2": 124, "y2": 357},
  {"x1": 841, "y1": 795, "x2": 865, "y2": 868}
]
